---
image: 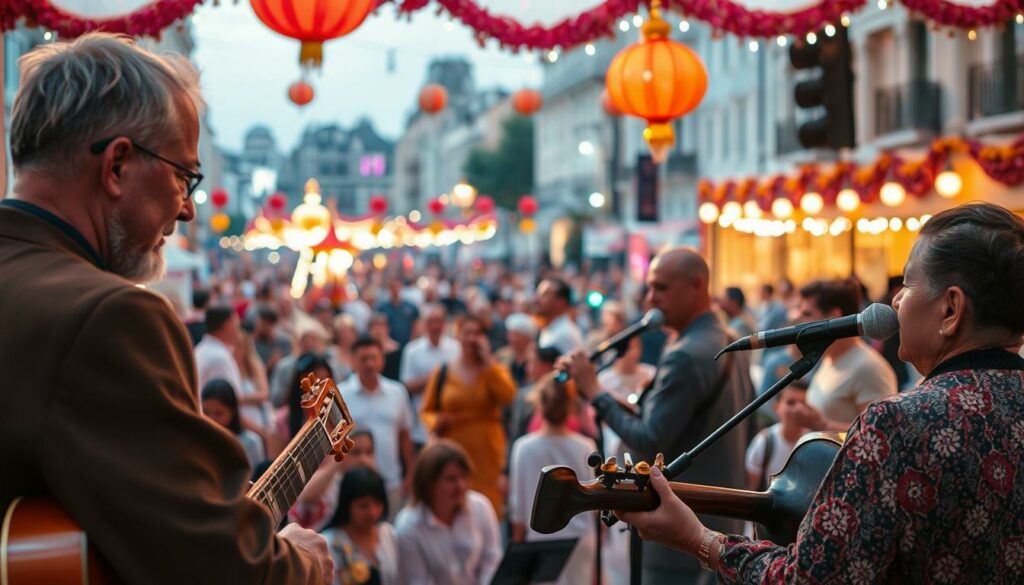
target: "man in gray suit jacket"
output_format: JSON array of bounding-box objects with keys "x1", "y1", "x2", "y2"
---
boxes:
[{"x1": 564, "y1": 247, "x2": 754, "y2": 584}]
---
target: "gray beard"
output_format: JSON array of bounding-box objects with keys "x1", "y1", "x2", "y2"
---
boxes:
[{"x1": 107, "y1": 209, "x2": 166, "y2": 283}]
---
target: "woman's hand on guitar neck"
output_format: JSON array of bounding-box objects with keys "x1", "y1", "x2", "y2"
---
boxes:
[{"x1": 615, "y1": 466, "x2": 707, "y2": 556}]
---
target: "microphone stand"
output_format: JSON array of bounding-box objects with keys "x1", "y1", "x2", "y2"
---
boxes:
[
  {"x1": 589, "y1": 348, "x2": 626, "y2": 585},
  {"x1": 664, "y1": 337, "x2": 833, "y2": 480}
]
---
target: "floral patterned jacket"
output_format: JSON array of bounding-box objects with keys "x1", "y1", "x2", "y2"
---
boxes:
[{"x1": 718, "y1": 348, "x2": 1024, "y2": 584}]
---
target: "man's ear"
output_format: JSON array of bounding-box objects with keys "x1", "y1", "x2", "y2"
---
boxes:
[{"x1": 98, "y1": 138, "x2": 133, "y2": 200}]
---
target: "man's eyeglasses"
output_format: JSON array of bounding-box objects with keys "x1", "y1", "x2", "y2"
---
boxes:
[{"x1": 90, "y1": 137, "x2": 204, "y2": 199}]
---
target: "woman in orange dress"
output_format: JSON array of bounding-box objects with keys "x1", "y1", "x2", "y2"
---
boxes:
[{"x1": 421, "y1": 315, "x2": 517, "y2": 516}]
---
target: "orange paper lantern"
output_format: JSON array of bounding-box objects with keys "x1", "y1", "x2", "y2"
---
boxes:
[
  {"x1": 288, "y1": 81, "x2": 314, "y2": 106},
  {"x1": 251, "y1": 0, "x2": 375, "y2": 69},
  {"x1": 512, "y1": 88, "x2": 543, "y2": 116},
  {"x1": 419, "y1": 84, "x2": 448, "y2": 114},
  {"x1": 605, "y1": 0, "x2": 707, "y2": 163}
]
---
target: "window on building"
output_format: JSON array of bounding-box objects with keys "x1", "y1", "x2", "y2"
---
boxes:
[
  {"x1": 737, "y1": 98, "x2": 747, "y2": 159},
  {"x1": 722, "y1": 108, "x2": 730, "y2": 159},
  {"x1": 359, "y1": 154, "x2": 387, "y2": 177}
]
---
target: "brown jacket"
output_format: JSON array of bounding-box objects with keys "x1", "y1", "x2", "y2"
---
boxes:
[{"x1": 0, "y1": 204, "x2": 318, "y2": 583}]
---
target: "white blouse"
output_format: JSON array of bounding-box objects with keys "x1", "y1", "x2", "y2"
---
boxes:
[{"x1": 394, "y1": 491, "x2": 502, "y2": 585}]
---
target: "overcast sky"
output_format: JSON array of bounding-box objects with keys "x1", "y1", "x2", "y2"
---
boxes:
[{"x1": 186, "y1": 1, "x2": 615, "y2": 153}]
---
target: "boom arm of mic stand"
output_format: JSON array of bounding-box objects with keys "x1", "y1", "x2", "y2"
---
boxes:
[{"x1": 664, "y1": 338, "x2": 833, "y2": 480}]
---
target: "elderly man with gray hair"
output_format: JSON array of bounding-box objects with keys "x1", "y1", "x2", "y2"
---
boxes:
[{"x1": 0, "y1": 34, "x2": 333, "y2": 583}]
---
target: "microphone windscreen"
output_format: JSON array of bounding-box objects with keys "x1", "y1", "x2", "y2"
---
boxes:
[
  {"x1": 861, "y1": 303, "x2": 899, "y2": 341},
  {"x1": 644, "y1": 308, "x2": 665, "y2": 329}
]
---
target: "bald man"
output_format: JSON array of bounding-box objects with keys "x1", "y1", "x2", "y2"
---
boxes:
[{"x1": 564, "y1": 247, "x2": 755, "y2": 584}]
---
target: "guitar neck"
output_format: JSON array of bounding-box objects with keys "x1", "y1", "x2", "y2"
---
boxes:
[{"x1": 246, "y1": 418, "x2": 332, "y2": 526}]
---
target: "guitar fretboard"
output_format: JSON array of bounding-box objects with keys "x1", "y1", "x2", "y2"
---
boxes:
[{"x1": 247, "y1": 418, "x2": 332, "y2": 526}]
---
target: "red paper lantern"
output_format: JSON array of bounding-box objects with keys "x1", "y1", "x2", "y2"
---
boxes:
[
  {"x1": 518, "y1": 195, "x2": 538, "y2": 216},
  {"x1": 288, "y1": 81, "x2": 314, "y2": 106},
  {"x1": 600, "y1": 88, "x2": 622, "y2": 117},
  {"x1": 512, "y1": 89, "x2": 543, "y2": 116},
  {"x1": 419, "y1": 84, "x2": 448, "y2": 114},
  {"x1": 369, "y1": 195, "x2": 388, "y2": 215},
  {"x1": 427, "y1": 197, "x2": 446, "y2": 215},
  {"x1": 475, "y1": 195, "x2": 495, "y2": 214},
  {"x1": 606, "y1": 4, "x2": 707, "y2": 163},
  {"x1": 211, "y1": 188, "x2": 229, "y2": 209},
  {"x1": 268, "y1": 192, "x2": 287, "y2": 211},
  {"x1": 251, "y1": 0, "x2": 375, "y2": 69}
]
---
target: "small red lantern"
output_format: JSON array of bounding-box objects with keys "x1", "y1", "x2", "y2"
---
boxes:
[
  {"x1": 288, "y1": 81, "x2": 314, "y2": 106},
  {"x1": 369, "y1": 195, "x2": 388, "y2": 215},
  {"x1": 512, "y1": 89, "x2": 543, "y2": 116},
  {"x1": 475, "y1": 195, "x2": 495, "y2": 214},
  {"x1": 211, "y1": 188, "x2": 229, "y2": 209},
  {"x1": 419, "y1": 84, "x2": 448, "y2": 114},
  {"x1": 268, "y1": 192, "x2": 287, "y2": 211},
  {"x1": 601, "y1": 88, "x2": 622, "y2": 117},
  {"x1": 518, "y1": 195, "x2": 538, "y2": 216},
  {"x1": 427, "y1": 197, "x2": 446, "y2": 215}
]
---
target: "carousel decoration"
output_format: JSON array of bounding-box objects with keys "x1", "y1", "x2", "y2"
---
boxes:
[
  {"x1": 605, "y1": 0, "x2": 707, "y2": 163},
  {"x1": 250, "y1": 0, "x2": 376, "y2": 70}
]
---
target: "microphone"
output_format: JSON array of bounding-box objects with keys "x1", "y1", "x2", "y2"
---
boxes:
[
  {"x1": 717, "y1": 302, "x2": 899, "y2": 357},
  {"x1": 554, "y1": 309, "x2": 665, "y2": 384}
]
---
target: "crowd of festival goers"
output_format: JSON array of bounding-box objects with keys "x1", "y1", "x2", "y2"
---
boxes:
[{"x1": 168, "y1": 257, "x2": 925, "y2": 585}]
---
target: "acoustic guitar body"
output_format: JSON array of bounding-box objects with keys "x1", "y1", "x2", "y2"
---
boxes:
[{"x1": 1, "y1": 497, "x2": 108, "y2": 585}]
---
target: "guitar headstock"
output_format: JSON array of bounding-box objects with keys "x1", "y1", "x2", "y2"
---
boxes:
[
  {"x1": 530, "y1": 451, "x2": 665, "y2": 534},
  {"x1": 299, "y1": 373, "x2": 356, "y2": 461}
]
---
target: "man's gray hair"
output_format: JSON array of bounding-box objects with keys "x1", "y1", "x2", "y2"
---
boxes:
[{"x1": 10, "y1": 32, "x2": 203, "y2": 177}]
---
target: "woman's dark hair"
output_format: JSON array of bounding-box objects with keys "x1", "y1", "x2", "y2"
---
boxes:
[
  {"x1": 201, "y1": 378, "x2": 241, "y2": 434},
  {"x1": 455, "y1": 313, "x2": 489, "y2": 335},
  {"x1": 917, "y1": 202, "x2": 1024, "y2": 333},
  {"x1": 798, "y1": 279, "x2": 861, "y2": 317},
  {"x1": 288, "y1": 352, "x2": 333, "y2": 439},
  {"x1": 411, "y1": 439, "x2": 473, "y2": 505},
  {"x1": 325, "y1": 466, "x2": 388, "y2": 528}
]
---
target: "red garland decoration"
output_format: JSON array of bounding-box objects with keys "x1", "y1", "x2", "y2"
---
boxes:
[
  {"x1": 6, "y1": 0, "x2": 1021, "y2": 49},
  {"x1": 12, "y1": 0, "x2": 203, "y2": 38}
]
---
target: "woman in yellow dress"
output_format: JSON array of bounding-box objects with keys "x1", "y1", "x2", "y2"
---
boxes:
[{"x1": 421, "y1": 315, "x2": 517, "y2": 516}]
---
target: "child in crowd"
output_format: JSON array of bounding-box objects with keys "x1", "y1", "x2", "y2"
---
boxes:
[
  {"x1": 321, "y1": 466, "x2": 398, "y2": 585},
  {"x1": 745, "y1": 380, "x2": 810, "y2": 492}
]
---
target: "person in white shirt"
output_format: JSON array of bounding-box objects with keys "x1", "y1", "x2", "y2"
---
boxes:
[
  {"x1": 790, "y1": 279, "x2": 898, "y2": 431},
  {"x1": 400, "y1": 304, "x2": 460, "y2": 447},
  {"x1": 194, "y1": 305, "x2": 244, "y2": 397},
  {"x1": 338, "y1": 336, "x2": 416, "y2": 518},
  {"x1": 395, "y1": 440, "x2": 502, "y2": 585},
  {"x1": 745, "y1": 381, "x2": 809, "y2": 491},
  {"x1": 536, "y1": 277, "x2": 584, "y2": 355},
  {"x1": 508, "y1": 378, "x2": 598, "y2": 585}
]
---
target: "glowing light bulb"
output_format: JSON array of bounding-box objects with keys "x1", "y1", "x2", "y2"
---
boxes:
[
  {"x1": 800, "y1": 192, "x2": 824, "y2": 215},
  {"x1": 836, "y1": 188, "x2": 861, "y2": 213},
  {"x1": 935, "y1": 170, "x2": 963, "y2": 198},
  {"x1": 743, "y1": 200, "x2": 763, "y2": 218},
  {"x1": 771, "y1": 197, "x2": 794, "y2": 218},
  {"x1": 698, "y1": 202, "x2": 720, "y2": 224},
  {"x1": 880, "y1": 182, "x2": 907, "y2": 207}
]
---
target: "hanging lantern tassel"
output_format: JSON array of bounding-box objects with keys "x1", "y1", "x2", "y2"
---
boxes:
[
  {"x1": 643, "y1": 123, "x2": 675, "y2": 164},
  {"x1": 300, "y1": 41, "x2": 323, "y2": 69}
]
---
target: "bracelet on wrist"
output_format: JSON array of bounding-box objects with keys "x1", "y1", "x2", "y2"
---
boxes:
[{"x1": 696, "y1": 528, "x2": 725, "y2": 571}]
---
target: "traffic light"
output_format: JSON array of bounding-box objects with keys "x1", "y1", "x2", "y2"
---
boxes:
[{"x1": 789, "y1": 27, "x2": 855, "y2": 149}]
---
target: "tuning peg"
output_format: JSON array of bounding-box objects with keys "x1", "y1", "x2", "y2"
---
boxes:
[
  {"x1": 654, "y1": 453, "x2": 665, "y2": 470},
  {"x1": 600, "y1": 456, "x2": 618, "y2": 473},
  {"x1": 344, "y1": 437, "x2": 356, "y2": 451},
  {"x1": 634, "y1": 461, "x2": 651, "y2": 475},
  {"x1": 623, "y1": 453, "x2": 634, "y2": 472}
]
